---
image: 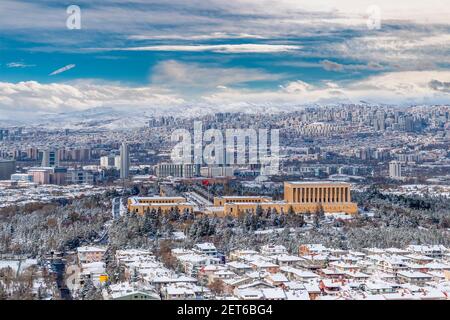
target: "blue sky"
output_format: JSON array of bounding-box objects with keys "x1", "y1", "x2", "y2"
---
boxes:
[{"x1": 0, "y1": 0, "x2": 449, "y2": 120}]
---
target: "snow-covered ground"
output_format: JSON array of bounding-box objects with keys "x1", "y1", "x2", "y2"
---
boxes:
[{"x1": 383, "y1": 184, "x2": 450, "y2": 198}]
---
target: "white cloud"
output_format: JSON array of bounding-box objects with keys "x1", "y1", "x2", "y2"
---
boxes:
[
  {"x1": 321, "y1": 60, "x2": 344, "y2": 72},
  {"x1": 0, "y1": 80, "x2": 185, "y2": 120},
  {"x1": 1, "y1": 69, "x2": 448, "y2": 121},
  {"x1": 6, "y1": 62, "x2": 35, "y2": 68},
  {"x1": 320, "y1": 60, "x2": 385, "y2": 72},
  {"x1": 151, "y1": 60, "x2": 280, "y2": 91},
  {"x1": 326, "y1": 32, "x2": 450, "y2": 70},
  {"x1": 0, "y1": 0, "x2": 447, "y2": 82},
  {"x1": 429, "y1": 79, "x2": 450, "y2": 93},
  {"x1": 202, "y1": 70, "x2": 450, "y2": 106},
  {"x1": 49, "y1": 64, "x2": 76, "y2": 76},
  {"x1": 128, "y1": 32, "x2": 266, "y2": 40},
  {"x1": 280, "y1": 80, "x2": 314, "y2": 93},
  {"x1": 117, "y1": 44, "x2": 301, "y2": 53},
  {"x1": 349, "y1": 70, "x2": 450, "y2": 96}
]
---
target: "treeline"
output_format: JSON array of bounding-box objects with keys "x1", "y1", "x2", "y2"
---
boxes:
[
  {"x1": 107, "y1": 206, "x2": 311, "y2": 255},
  {"x1": 0, "y1": 195, "x2": 111, "y2": 256},
  {"x1": 0, "y1": 265, "x2": 57, "y2": 300},
  {"x1": 353, "y1": 187, "x2": 450, "y2": 229}
]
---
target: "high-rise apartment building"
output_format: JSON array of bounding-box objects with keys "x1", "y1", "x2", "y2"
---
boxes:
[
  {"x1": 41, "y1": 150, "x2": 59, "y2": 167},
  {"x1": 120, "y1": 143, "x2": 130, "y2": 179},
  {"x1": 114, "y1": 155, "x2": 121, "y2": 170},
  {"x1": 100, "y1": 155, "x2": 116, "y2": 168},
  {"x1": 389, "y1": 161, "x2": 402, "y2": 179},
  {"x1": 27, "y1": 147, "x2": 39, "y2": 160}
]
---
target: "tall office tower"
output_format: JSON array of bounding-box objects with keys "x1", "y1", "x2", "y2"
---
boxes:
[
  {"x1": 41, "y1": 150, "x2": 59, "y2": 167},
  {"x1": 373, "y1": 111, "x2": 386, "y2": 131},
  {"x1": 119, "y1": 142, "x2": 130, "y2": 179},
  {"x1": 405, "y1": 116, "x2": 415, "y2": 132},
  {"x1": 389, "y1": 161, "x2": 402, "y2": 179}
]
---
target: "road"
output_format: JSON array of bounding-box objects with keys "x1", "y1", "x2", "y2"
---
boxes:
[
  {"x1": 184, "y1": 191, "x2": 213, "y2": 210},
  {"x1": 51, "y1": 258, "x2": 72, "y2": 300},
  {"x1": 112, "y1": 197, "x2": 121, "y2": 219}
]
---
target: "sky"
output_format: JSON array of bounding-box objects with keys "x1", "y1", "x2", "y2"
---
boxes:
[{"x1": 0, "y1": 0, "x2": 449, "y2": 121}]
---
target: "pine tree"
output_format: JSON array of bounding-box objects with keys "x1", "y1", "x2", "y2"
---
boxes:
[
  {"x1": 255, "y1": 205, "x2": 263, "y2": 217},
  {"x1": 287, "y1": 205, "x2": 295, "y2": 215}
]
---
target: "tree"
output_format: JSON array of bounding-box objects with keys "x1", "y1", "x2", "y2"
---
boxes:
[
  {"x1": 287, "y1": 205, "x2": 295, "y2": 215},
  {"x1": 0, "y1": 283, "x2": 8, "y2": 300},
  {"x1": 255, "y1": 205, "x2": 263, "y2": 217},
  {"x1": 208, "y1": 279, "x2": 225, "y2": 295},
  {"x1": 313, "y1": 204, "x2": 325, "y2": 227},
  {"x1": 169, "y1": 207, "x2": 180, "y2": 222},
  {"x1": 80, "y1": 279, "x2": 103, "y2": 300},
  {"x1": 159, "y1": 241, "x2": 178, "y2": 269}
]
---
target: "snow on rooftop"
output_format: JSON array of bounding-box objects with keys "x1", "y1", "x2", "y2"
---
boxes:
[
  {"x1": 286, "y1": 181, "x2": 350, "y2": 185},
  {"x1": 397, "y1": 271, "x2": 433, "y2": 278},
  {"x1": 194, "y1": 243, "x2": 217, "y2": 250},
  {"x1": 77, "y1": 246, "x2": 106, "y2": 253}
]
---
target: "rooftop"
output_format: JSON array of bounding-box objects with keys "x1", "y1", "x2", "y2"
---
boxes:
[{"x1": 285, "y1": 181, "x2": 351, "y2": 186}]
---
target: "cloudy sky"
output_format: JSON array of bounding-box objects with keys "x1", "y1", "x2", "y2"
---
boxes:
[{"x1": 0, "y1": 0, "x2": 449, "y2": 120}]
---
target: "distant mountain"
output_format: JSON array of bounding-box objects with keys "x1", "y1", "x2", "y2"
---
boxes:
[{"x1": 35, "y1": 107, "x2": 151, "y2": 130}]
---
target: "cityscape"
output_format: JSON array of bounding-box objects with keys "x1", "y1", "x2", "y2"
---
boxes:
[{"x1": 0, "y1": 0, "x2": 449, "y2": 307}]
